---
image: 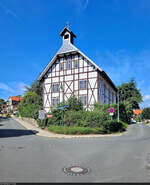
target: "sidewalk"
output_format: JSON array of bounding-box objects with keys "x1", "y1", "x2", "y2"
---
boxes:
[{"x1": 11, "y1": 115, "x2": 122, "y2": 138}]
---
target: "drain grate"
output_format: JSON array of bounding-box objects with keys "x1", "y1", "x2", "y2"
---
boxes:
[{"x1": 63, "y1": 165, "x2": 91, "y2": 176}]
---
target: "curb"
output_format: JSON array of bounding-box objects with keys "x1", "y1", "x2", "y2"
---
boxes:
[{"x1": 11, "y1": 116, "x2": 122, "y2": 139}]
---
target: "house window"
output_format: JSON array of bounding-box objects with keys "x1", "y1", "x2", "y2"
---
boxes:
[
  {"x1": 79, "y1": 95, "x2": 87, "y2": 105},
  {"x1": 60, "y1": 63, "x2": 64, "y2": 71},
  {"x1": 74, "y1": 60, "x2": 79, "y2": 68},
  {"x1": 52, "y1": 83, "x2": 59, "y2": 93},
  {"x1": 79, "y1": 80, "x2": 87, "y2": 90},
  {"x1": 66, "y1": 58, "x2": 71, "y2": 70},
  {"x1": 64, "y1": 34, "x2": 69, "y2": 39},
  {"x1": 52, "y1": 97, "x2": 59, "y2": 106}
]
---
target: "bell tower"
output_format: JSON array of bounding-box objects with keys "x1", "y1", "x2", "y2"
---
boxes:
[{"x1": 60, "y1": 23, "x2": 76, "y2": 45}]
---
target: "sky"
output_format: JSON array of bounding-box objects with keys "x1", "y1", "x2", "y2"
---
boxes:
[{"x1": 0, "y1": 0, "x2": 150, "y2": 108}]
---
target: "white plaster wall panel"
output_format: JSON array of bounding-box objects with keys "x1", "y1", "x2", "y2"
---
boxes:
[
  {"x1": 45, "y1": 84, "x2": 50, "y2": 93},
  {"x1": 56, "y1": 72, "x2": 59, "y2": 76},
  {"x1": 89, "y1": 79, "x2": 97, "y2": 88},
  {"x1": 67, "y1": 93, "x2": 72, "y2": 99},
  {"x1": 79, "y1": 73, "x2": 87, "y2": 79},
  {"x1": 80, "y1": 67, "x2": 83, "y2": 73},
  {"x1": 74, "y1": 81, "x2": 78, "y2": 90},
  {"x1": 52, "y1": 77, "x2": 59, "y2": 83},
  {"x1": 75, "y1": 69, "x2": 78, "y2": 73},
  {"x1": 52, "y1": 72, "x2": 55, "y2": 77},
  {"x1": 51, "y1": 64, "x2": 56, "y2": 73},
  {"x1": 79, "y1": 90, "x2": 87, "y2": 95},
  {"x1": 52, "y1": 92, "x2": 59, "y2": 97},
  {"x1": 59, "y1": 94, "x2": 62, "y2": 102},
  {"x1": 65, "y1": 75, "x2": 73, "y2": 81},
  {"x1": 89, "y1": 71, "x2": 97, "y2": 78},
  {"x1": 60, "y1": 71, "x2": 63, "y2": 76},
  {"x1": 67, "y1": 70, "x2": 71, "y2": 75},
  {"x1": 84, "y1": 67, "x2": 87, "y2": 72},
  {"x1": 88, "y1": 66, "x2": 93, "y2": 71},
  {"x1": 65, "y1": 82, "x2": 72, "y2": 93},
  {"x1": 75, "y1": 75, "x2": 78, "y2": 80},
  {"x1": 45, "y1": 108, "x2": 49, "y2": 113},
  {"x1": 60, "y1": 77, "x2": 63, "y2": 81},
  {"x1": 83, "y1": 59, "x2": 87, "y2": 67},
  {"x1": 90, "y1": 96, "x2": 96, "y2": 105},
  {"x1": 44, "y1": 78, "x2": 51, "y2": 84},
  {"x1": 43, "y1": 94, "x2": 47, "y2": 106}
]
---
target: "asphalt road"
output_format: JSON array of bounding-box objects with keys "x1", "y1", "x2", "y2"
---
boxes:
[{"x1": 0, "y1": 117, "x2": 150, "y2": 182}]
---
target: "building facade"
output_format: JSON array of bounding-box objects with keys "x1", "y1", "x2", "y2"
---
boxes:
[
  {"x1": 7, "y1": 96, "x2": 21, "y2": 113},
  {"x1": 38, "y1": 26, "x2": 117, "y2": 113}
]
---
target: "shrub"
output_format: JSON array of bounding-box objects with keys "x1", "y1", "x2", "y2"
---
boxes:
[
  {"x1": 64, "y1": 110, "x2": 85, "y2": 126},
  {"x1": 48, "y1": 126, "x2": 107, "y2": 135},
  {"x1": 67, "y1": 95, "x2": 83, "y2": 111},
  {"x1": 103, "y1": 120, "x2": 128, "y2": 133}
]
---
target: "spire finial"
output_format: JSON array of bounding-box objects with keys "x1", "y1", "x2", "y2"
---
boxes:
[{"x1": 66, "y1": 21, "x2": 70, "y2": 29}]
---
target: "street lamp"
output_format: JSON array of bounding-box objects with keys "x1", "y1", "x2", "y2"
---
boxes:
[{"x1": 117, "y1": 90, "x2": 119, "y2": 123}]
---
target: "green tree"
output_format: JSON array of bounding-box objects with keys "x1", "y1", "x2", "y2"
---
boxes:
[
  {"x1": 18, "y1": 92, "x2": 42, "y2": 119},
  {"x1": 25, "y1": 80, "x2": 43, "y2": 97},
  {"x1": 0, "y1": 99, "x2": 6, "y2": 113},
  {"x1": 141, "y1": 107, "x2": 150, "y2": 120},
  {"x1": 118, "y1": 78, "x2": 142, "y2": 109}
]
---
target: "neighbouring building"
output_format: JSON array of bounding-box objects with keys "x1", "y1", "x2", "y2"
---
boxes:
[
  {"x1": 133, "y1": 109, "x2": 142, "y2": 117},
  {"x1": 1, "y1": 103, "x2": 7, "y2": 113},
  {"x1": 38, "y1": 26, "x2": 117, "y2": 113},
  {"x1": 7, "y1": 96, "x2": 21, "y2": 113}
]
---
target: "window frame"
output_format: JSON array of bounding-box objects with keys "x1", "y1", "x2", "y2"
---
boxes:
[
  {"x1": 66, "y1": 58, "x2": 71, "y2": 70},
  {"x1": 79, "y1": 80, "x2": 87, "y2": 90},
  {"x1": 79, "y1": 95, "x2": 87, "y2": 106},
  {"x1": 52, "y1": 83, "x2": 59, "y2": 93}
]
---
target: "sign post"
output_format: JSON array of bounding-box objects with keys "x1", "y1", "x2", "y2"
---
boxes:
[
  {"x1": 38, "y1": 110, "x2": 46, "y2": 127},
  {"x1": 108, "y1": 107, "x2": 114, "y2": 120},
  {"x1": 58, "y1": 105, "x2": 69, "y2": 126}
]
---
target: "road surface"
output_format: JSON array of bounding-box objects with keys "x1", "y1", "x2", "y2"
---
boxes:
[{"x1": 0, "y1": 117, "x2": 150, "y2": 182}]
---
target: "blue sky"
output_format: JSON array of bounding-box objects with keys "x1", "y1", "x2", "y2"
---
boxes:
[{"x1": 0, "y1": 0, "x2": 150, "y2": 108}]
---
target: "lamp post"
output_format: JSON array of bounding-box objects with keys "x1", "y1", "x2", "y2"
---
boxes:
[
  {"x1": 117, "y1": 90, "x2": 120, "y2": 123},
  {"x1": 60, "y1": 82, "x2": 64, "y2": 126}
]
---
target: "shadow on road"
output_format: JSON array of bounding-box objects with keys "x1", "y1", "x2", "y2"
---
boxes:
[{"x1": 0, "y1": 129, "x2": 38, "y2": 138}]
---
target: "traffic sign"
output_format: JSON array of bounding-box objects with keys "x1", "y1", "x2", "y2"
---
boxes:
[
  {"x1": 108, "y1": 107, "x2": 114, "y2": 113},
  {"x1": 38, "y1": 110, "x2": 45, "y2": 120},
  {"x1": 46, "y1": 114, "x2": 52, "y2": 118}
]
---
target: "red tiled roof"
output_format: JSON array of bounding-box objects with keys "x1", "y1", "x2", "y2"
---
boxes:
[
  {"x1": 9, "y1": 96, "x2": 21, "y2": 101},
  {"x1": 133, "y1": 109, "x2": 142, "y2": 115}
]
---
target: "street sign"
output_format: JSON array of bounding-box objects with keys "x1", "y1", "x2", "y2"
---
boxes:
[
  {"x1": 38, "y1": 110, "x2": 45, "y2": 120},
  {"x1": 46, "y1": 114, "x2": 52, "y2": 118},
  {"x1": 109, "y1": 112, "x2": 114, "y2": 116},
  {"x1": 108, "y1": 107, "x2": 114, "y2": 113}
]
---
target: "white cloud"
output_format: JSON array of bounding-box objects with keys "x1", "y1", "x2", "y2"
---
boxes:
[
  {"x1": 0, "y1": 83, "x2": 14, "y2": 92},
  {"x1": 0, "y1": 1, "x2": 19, "y2": 20},
  {"x1": 70, "y1": 0, "x2": 89, "y2": 11},
  {"x1": 0, "y1": 81, "x2": 28, "y2": 100},
  {"x1": 143, "y1": 95, "x2": 150, "y2": 101}
]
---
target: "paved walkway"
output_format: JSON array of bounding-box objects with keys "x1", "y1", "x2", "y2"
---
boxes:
[{"x1": 11, "y1": 115, "x2": 122, "y2": 138}]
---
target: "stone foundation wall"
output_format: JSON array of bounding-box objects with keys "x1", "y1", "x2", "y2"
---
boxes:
[{"x1": 21, "y1": 117, "x2": 39, "y2": 128}]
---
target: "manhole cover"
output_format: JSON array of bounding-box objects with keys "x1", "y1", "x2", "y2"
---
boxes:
[{"x1": 63, "y1": 165, "x2": 90, "y2": 175}]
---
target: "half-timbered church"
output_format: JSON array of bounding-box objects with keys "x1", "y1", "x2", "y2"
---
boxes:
[{"x1": 38, "y1": 26, "x2": 117, "y2": 113}]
